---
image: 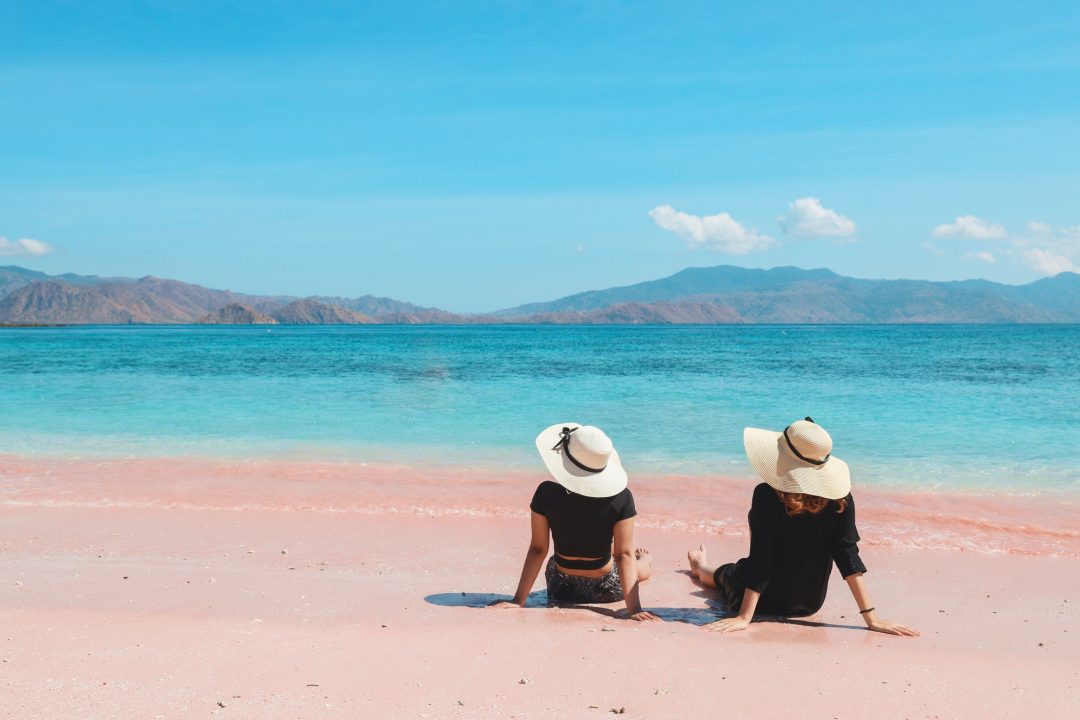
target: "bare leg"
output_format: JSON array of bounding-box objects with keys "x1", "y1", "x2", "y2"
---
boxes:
[
  {"x1": 634, "y1": 548, "x2": 653, "y2": 582},
  {"x1": 687, "y1": 544, "x2": 719, "y2": 588}
]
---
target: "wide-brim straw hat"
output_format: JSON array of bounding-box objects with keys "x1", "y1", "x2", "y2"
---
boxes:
[
  {"x1": 535, "y1": 423, "x2": 628, "y2": 498},
  {"x1": 743, "y1": 417, "x2": 851, "y2": 500}
]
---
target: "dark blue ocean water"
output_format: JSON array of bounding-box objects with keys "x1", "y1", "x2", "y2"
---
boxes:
[{"x1": 1, "y1": 324, "x2": 1078, "y2": 491}]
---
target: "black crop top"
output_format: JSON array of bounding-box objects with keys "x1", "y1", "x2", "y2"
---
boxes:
[{"x1": 529, "y1": 481, "x2": 637, "y2": 569}]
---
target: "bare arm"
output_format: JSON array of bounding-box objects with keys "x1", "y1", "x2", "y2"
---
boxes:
[
  {"x1": 707, "y1": 586, "x2": 761, "y2": 632},
  {"x1": 490, "y1": 511, "x2": 550, "y2": 607},
  {"x1": 612, "y1": 518, "x2": 659, "y2": 621},
  {"x1": 845, "y1": 572, "x2": 920, "y2": 636},
  {"x1": 707, "y1": 493, "x2": 771, "y2": 633}
]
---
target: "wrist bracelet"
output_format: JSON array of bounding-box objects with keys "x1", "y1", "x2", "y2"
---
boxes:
[{"x1": 859, "y1": 607, "x2": 875, "y2": 615}]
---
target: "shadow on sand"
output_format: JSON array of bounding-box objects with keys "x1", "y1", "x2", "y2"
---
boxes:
[
  {"x1": 425, "y1": 588, "x2": 867, "y2": 631},
  {"x1": 424, "y1": 591, "x2": 724, "y2": 625},
  {"x1": 425, "y1": 591, "x2": 550, "y2": 609}
]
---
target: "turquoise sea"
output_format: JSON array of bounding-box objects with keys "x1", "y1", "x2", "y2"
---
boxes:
[{"x1": 1, "y1": 325, "x2": 1078, "y2": 492}]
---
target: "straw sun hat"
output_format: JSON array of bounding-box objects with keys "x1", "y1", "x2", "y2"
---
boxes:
[
  {"x1": 535, "y1": 423, "x2": 628, "y2": 498},
  {"x1": 743, "y1": 417, "x2": 851, "y2": 500}
]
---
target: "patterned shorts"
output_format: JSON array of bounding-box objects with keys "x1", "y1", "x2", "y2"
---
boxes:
[{"x1": 544, "y1": 555, "x2": 623, "y2": 605}]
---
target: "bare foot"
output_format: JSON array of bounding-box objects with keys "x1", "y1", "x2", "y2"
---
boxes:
[
  {"x1": 634, "y1": 548, "x2": 653, "y2": 582},
  {"x1": 687, "y1": 544, "x2": 707, "y2": 581}
]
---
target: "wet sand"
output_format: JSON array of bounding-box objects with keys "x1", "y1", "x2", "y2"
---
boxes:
[{"x1": 1, "y1": 455, "x2": 1078, "y2": 718}]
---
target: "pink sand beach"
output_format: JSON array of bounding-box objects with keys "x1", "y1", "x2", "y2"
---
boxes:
[{"x1": 2, "y1": 454, "x2": 1078, "y2": 718}]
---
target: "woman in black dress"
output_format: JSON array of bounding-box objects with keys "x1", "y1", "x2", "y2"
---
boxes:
[
  {"x1": 490, "y1": 423, "x2": 659, "y2": 621},
  {"x1": 688, "y1": 417, "x2": 918, "y2": 636}
]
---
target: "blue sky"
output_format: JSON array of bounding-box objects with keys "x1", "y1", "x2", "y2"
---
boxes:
[{"x1": 2, "y1": 1, "x2": 1079, "y2": 311}]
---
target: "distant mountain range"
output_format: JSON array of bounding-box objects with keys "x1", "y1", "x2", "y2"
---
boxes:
[
  {"x1": 0, "y1": 266, "x2": 442, "y2": 325},
  {"x1": 494, "y1": 265, "x2": 1080, "y2": 323},
  {"x1": 2, "y1": 264, "x2": 1079, "y2": 325}
]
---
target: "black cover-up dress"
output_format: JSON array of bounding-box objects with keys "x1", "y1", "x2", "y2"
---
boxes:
[{"x1": 715, "y1": 483, "x2": 867, "y2": 617}]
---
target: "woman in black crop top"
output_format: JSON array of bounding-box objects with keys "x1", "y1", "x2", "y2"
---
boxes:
[
  {"x1": 490, "y1": 423, "x2": 659, "y2": 621},
  {"x1": 687, "y1": 418, "x2": 919, "y2": 637}
]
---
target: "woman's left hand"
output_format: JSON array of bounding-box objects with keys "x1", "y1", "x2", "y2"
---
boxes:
[
  {"x1": 866, "y1": 617, "x2": 920, "y2": 636},
  {"x1": 626, "y1": 610, "x2": 661, "y2": 622}
]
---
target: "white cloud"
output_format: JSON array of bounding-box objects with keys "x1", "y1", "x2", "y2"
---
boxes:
[
  {"x1": 0, "y1": 236, "x2": 55, "y2": 257},
  {"x1": 954, "y1": 220, "x2": 1080, "y2": 276},
  {"x1": 1022, "y1": 248, "x2": 1077, "y2": 275},
  {"x1": 1013, "y1": 223, "x2": 1080, "y2": 275},
  {"x1": 778, "y1": 197, "x2": 857, "y2": 238},
  {"x1": 649, "y1": 205, "x2": 774, "y2": 254},
  {"x1": 926, "y1": 216, "x2": 1080, "y2": 276},
  {"x1": 932, "y1": 215, "x2": 1008, "y2": 240},
  {"x1": 922, "y1": 242, "x2": 946, "y2": 256}
]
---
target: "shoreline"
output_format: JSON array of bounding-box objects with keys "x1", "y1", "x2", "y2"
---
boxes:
[{"x1": 2, "y1": 453, "x2": 1078, "y2": 560}]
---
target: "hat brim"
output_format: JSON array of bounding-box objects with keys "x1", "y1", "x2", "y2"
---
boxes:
[
  {"x1": 535, "y1": 423, "x2": 628, "y2": 498},
  {"x1": 743, "y1": 427, "x2": 851, "y2": 500}
]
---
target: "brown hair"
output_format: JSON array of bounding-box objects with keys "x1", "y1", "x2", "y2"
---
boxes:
[{"x1": 775, "y1": 489, "x2": 848, "y2": 516}]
